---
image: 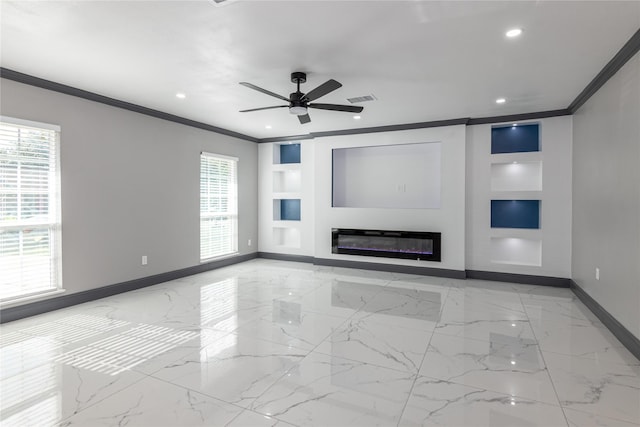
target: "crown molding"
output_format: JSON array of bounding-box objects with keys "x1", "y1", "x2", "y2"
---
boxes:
[
  {"x1": 3, "y1": 26, "x2": 638, "y2": 144},
  {"x1": 568, "y1": 28, "x2": 640, "y2": 113},
  {"x1": 0, "y1": 68, "x2": 259, "y2": 143}
]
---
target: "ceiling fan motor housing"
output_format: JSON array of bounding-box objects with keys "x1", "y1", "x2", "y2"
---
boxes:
[{"x1": 289, "y1": 91, "x2": 307, "y2": 115}]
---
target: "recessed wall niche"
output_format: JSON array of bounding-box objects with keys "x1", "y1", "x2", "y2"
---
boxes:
[
  {"x1": 274, "y1": 199, "x2": 301, "y2": 221},
  {"x1": 491, "y1": 200, "x2": 540, "y2": 229},
  {"x1": 491, "y1": 124, "x2": 539, "y2": 154},
  {"x1": 491, "y1": 161, "x2": 542, "y2": 192},
  {"x1": 273, "y1": 227, "x2": 301, "y2": 248},
  {"x1": 274, "y1": 143, "x2": 301, "y2": 164},
  {"x1": 490, "y1": 237, "x2": 542, "y2": 266},
  {"x1": 273, "y1": 169, "x2": 301, "y2": 193},
  {"x1": 332, "y1": 142, "x2": 442, "y2": 209}
]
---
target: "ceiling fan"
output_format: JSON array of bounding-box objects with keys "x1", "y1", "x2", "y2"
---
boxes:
[{"x1": 239, "y1": 72, "x2": 363, "y2": 124}]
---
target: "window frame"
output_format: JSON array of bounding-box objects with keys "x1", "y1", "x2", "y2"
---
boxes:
[
  {"x1": 0, "y1": 116, "x2": 62, "y2": 304},
  {"x1": 199, "y1": 151, "x2": 238, "y2": 262}
]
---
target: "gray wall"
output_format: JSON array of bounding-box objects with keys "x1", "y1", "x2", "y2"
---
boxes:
[
  {"x1": 572, "y1": 52, "x2": 640, "y2": 338},
  {"x1": 0, "y1": 78, "x2": 258, "y2": 296}
]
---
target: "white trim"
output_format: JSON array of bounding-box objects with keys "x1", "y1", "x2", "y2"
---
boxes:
[
  {"x1": 53, "y1": 130, "x2": 63, "y2": 293},
  {"x1": 201, "y1": 151, "x2": 239, "y2": 162},
  {"x1": 0, "y1": 118, "x2": 63, "y2": 299},
  {"x1": 0, "y1": 115, "x2": 61, "y2": 132}
]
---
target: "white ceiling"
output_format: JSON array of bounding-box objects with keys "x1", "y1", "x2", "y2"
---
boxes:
[{"x1": 1, "y1": 1, "x2": 639, "y2": 140}]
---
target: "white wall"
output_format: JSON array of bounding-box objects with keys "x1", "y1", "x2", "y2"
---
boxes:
[
  {"x1": 258, "y1": 141, "x2": 315, "y2": 256},
  {"x1": 314, "y1": 125, "x2": 466, "y2": 272},
  {"x1": 0, "y1": 78, "x2": 259, "y2": 296},
  {"x1": 332, "y1": 142, "x2": 441, "y2": 209},
  {"x1": 466, "y1": 116, "x2": 573, "y2": 278},
  {"x1": 572, "y1": 52, "x2": 640, "y2": 338}
]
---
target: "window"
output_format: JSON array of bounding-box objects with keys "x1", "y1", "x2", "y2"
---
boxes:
[
  {"x1": 200, "y1": 152, "x2": 238, "y2": 260},
  {"x1": 0, "y1": 117, "x2": 62, "y2": 301}
]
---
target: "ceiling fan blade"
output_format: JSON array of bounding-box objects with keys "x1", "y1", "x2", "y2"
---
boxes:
[
  {"x1": 239, "y1": 105, "x2": 288, "y2": 113},
  {"x1": 239, "y1": 82, "x2": 290, "y2": 102},
  {"x1": 309, "y1": 103, "x2": 364, "y2": 113},
  {"x1": 302, "y1": 79, "x2": 342, "y2": 102},
  {"x1": 298, "y1": 114, "x2": 311, "y2": 124}
]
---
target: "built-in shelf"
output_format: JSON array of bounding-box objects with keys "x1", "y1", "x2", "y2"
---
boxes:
[
  {"x1": 271, "y1": 163, "x2": 300, "y2": 171},
  {"x1": 491, "y1": 161, "x2": 542, "y2": 192},
  {"x1": 273, "y1": 169, "x2": 301, "y2": 193},
  {"x1": 273, "y1": 199, "x2": 301, "y2": 221},
  {"x1": 469, "y1": 118, "x2": 573, "y2": 277},
  {"x1": 490, "y1": 237, "x2": 542, "y2": 267},
  {"x1": 274, "y1": 143, "x2": 301, "y2": 164},
  {"x1": 491, "y1": 200, "x2": 540, "y2": 229},
  {"x1": 488, "y1": 227, "x2": 540, "y2": 239},
  {"x1": 273, "y1": 192, "x2": 302, "y2": 200},
  {"x1": 273, "y1": 227, "x2": 301, "y2": 248},
  {"x1": 489, "y1": 124, "x2": 543, "y2": 266},
  {"x1": 491, "y1": 123, "x2": 540, "y2": 154},
  {"x1": 260, "y1": 140, "x2": 311, "y2": 256}
]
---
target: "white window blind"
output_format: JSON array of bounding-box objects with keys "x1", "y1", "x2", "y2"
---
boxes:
[
  {"x1": 0, "y1": 118, "x2": 62, "y2": 301},
  {"x1": 200, "y1": 152, "x2": 238, "y2": 261}
]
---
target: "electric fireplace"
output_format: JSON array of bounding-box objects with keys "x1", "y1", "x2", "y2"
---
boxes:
[{"x1": 332, "y1": 229, "x2": 441, "y2": 262}]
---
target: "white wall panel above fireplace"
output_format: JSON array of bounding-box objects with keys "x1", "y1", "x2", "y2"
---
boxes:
[
  {"x1": 313, "y1": 125, "x2": 466, "y2": 272},
  {"x1": 332, "y1": 142, "x2": 441, "y2": 209}
]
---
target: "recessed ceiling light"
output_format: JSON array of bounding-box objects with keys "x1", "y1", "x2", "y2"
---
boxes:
[
  {"x1": 496, "y1": 98, "x2": 506, "y2": 104},
  {"x1": 506, "y1": 28, "x2": 523, "y2": 38},
  {"x1": 176, "y1": 93, "x2": 186, "y2": 99},
  {"x1": 265, "y1": 125, "x2": 272, "y2": 129},
  {"x1": 353, "y1": 115, "x2": 361, "y2": 120}
]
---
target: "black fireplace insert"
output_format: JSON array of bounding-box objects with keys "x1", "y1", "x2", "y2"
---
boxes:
[{"x1": 332, "y1": 229, "x2": 441, "y2": 262}]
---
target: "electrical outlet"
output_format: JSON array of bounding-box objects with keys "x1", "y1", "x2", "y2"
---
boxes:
[
  {"x1": 248, "y1": 239, "x2": 252, "y2": 246},
  {"x1": 595, "y1": 267, "x2": 600, "y2": 280},
  {"x1": 142, "y1": 256, "x2": 148, "y2": 266}
]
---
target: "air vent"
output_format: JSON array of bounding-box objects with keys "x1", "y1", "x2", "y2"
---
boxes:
[{"x1": 347, "y1": 95, "x2": 377, "y2": 104}]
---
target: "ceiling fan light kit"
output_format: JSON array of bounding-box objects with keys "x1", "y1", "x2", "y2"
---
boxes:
[
  {"x1": 289, "y1": 106, "x2": 308, "y2": 116},
  {"x1": 239, "y1": 72, "x2": 363, "y2": 124}
]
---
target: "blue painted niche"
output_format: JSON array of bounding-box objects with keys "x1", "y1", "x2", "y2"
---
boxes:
[
  {"x1": 491, "y1": 200, "x2": 540, "y2": 229},
  {"x1": 491, "y1": 124, "x2": 539, "y2": 154},
  {"x1": 280, "y1": 144, "x2": 301, "y2": 164},
  {"x1": 280, "y1": 199, "x2": 301, "y2": 221}
]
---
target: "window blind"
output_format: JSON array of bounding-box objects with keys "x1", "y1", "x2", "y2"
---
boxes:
[
  {"x1": 200, "y1": 152, "x2": 238, "y2": 260},
  {"x1": 0, "y1": 118, "x2": 62, "y2": 301}
]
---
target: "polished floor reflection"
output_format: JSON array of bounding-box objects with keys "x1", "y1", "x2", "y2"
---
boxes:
[{"x1": 1, "y1": 259, "x2": 638, "y2": 426}]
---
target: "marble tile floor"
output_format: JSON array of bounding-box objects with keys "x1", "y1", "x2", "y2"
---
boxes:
[{"x1": 1, "y1": 259, "x2": 638, "y2": 426}]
